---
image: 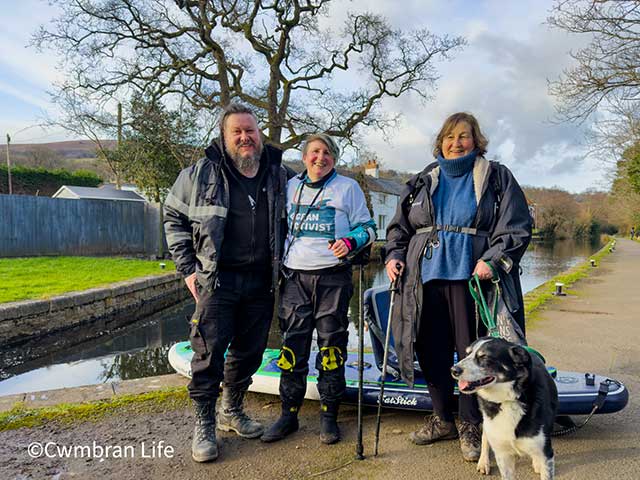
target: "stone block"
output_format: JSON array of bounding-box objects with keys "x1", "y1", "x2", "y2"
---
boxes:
[
  {"x1": 49, "y1": 294, "x2": 76, "y2": 312},
  {"x1": 10, "y1": 300, "x2": 50, "y2": 318},
  {"x1": 72, "y1": 290, "x2": 99, "y2": 306},
  {"x1": 111, "y1": 282, "x2": 134, "y2": 297}
]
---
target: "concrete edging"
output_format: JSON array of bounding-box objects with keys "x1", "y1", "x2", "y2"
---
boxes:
[
  {"x1": 0, "y1": 273, "x2": 190, "y2": 346},
  {"x1": 0, "y1": 374, "x2": 189, "y2": 413}
]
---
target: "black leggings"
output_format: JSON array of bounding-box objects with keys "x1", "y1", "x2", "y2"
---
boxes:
[
  {"x1": 415, "y1": 280, "x2": 481, "y2": 424},
  {"x1": 277, "y1": 268, "x2": 353, "y2": 410}
]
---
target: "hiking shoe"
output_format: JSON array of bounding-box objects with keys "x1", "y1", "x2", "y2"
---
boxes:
[
  {"x1": 409, "y1": 415, "x2": 458, "y2": 445},
  {"x1": 192, "y1": 399, "x2": 218, "y2": 462},
  {"x1": 456, "y1": 419, "x2": 481, "y2": 462},
  {"x1": 217, "y1": 387, "x2": 264, "y2": 438},
  {"x1": 261, "y1": 413, "x2": 299, "y2": 443}
]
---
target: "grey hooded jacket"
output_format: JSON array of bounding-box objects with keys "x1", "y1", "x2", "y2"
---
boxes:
[
  {"x1": 385, "y1": 156, "x2": 532, "y2": 386},
  {"x1": 163, "y1": 140, "x2": 289, "y2": 293}
]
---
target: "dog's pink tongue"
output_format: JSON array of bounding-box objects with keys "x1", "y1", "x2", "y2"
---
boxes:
[{"x1": 457, "y1": 380, "x2": 470, "y2": 391}]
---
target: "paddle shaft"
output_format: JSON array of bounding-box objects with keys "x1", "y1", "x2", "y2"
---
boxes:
[{"x1": 374, "y1": 268, "x2": 401, "y2": 456}]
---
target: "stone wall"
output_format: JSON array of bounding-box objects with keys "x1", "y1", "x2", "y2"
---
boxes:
[{"x1": 0, "y1": 273, "x2": 190, "y2": 346}]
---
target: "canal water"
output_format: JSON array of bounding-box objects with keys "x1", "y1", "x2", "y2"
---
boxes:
[{"x1": 0, "y1": 238, "x2": 603, "y2": 396}]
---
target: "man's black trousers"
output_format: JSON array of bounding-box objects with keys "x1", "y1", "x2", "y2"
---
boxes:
[
  {"x1": 415, "y1": 279, "x2": 482, "y2": 425},
  {"x1": 276, "y1": 268, "x2": 353, "y2": 411},
  {"x1": 188, "y1": 269, "x2": 274, "y2": 400}
]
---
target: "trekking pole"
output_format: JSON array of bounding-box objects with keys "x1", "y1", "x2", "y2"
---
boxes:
[
  {"x1": 348, "y1": 244, "x2": 371, "y2": 461},
  {"x1": 356, "y1": 260, "x2": 365, "y2": 460},
  {"x1": 374, "y1": 264, "x2": 401, "y2": 457}
]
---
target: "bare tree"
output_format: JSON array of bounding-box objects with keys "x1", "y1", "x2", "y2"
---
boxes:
[
  {"x1": 48, "y1": 87, "x2": 123, "y2": 183},
  {"x1": 584, "y1": 98, "x2": 640, "y2": 167},
  {"x1": 25, "y1": 146, "x2": 61, "y2": 169},
  {"x1": 33, "y1": 0, "x2": 464, "y2": 150},
  {"x1": 547, "y1": 0, "x2": 640, "y2": 122},
  {"x1": 524, "y1": 187, "x2": 580, "y2": 239}
]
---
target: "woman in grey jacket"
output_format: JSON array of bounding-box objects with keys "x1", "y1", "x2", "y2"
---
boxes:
[{"x1": 384, "y1": 112, "x2": 531, "y2": 462}]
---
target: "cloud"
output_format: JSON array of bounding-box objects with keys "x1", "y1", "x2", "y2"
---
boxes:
[
  {"x1": 348, "y1": 0, "x2": 605, "y2": 192},
  {"x1": 0, "y1": 1, "x2": 65, "y2": 89},
  {"x1": 0, "y1": 80, "x2": 51, "y2": 112}
]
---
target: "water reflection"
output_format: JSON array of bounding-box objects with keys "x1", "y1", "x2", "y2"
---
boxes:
[
  {"x1": 0, "y1": 238, "x2": 603, "y2": 397},
  {"x1": 0, "y1": 301, "x2": 193, "y2": 396},
  {"x1": 519, "y1": 239, "x2": 603, "y2": 293}
]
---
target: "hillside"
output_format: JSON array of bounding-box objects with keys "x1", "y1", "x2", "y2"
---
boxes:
[
  {"x1": 6, "y1": 140, "x2": 116, "y2": 159},
  {"x1": 3, "y1": 140, "x2": 116, "y2": 179}
]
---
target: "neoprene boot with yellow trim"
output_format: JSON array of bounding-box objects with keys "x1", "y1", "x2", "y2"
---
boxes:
[
  {"x1": 216, "y1": 387, "x2": 264, "y2": 438},
  {"x1": 192, "y1": 399, "x2": 218, "y2": 463},
  {"x1": 260, "y1": 406, "x2": 299, "y2": 443},
  {"x1": 319, "y1": 404, "x2": 340, "y2": 445}
]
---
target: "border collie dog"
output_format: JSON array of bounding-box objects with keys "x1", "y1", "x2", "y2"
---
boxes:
[{"x1": 451, "y1": 337, "x2": 558, "y2": 480}]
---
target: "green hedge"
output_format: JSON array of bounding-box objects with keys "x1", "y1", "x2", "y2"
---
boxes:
[{"x1": 0, "y1": 165, "x2": 102, "y2": 196}]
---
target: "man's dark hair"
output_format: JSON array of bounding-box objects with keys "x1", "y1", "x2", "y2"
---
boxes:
[{"x1": 219, "y1": 102, "x2": 258, "y2": 138}]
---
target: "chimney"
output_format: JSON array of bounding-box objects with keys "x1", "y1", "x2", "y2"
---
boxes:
[{"x1": 365, "y1": 159, "x2": 379, "y2": 178}]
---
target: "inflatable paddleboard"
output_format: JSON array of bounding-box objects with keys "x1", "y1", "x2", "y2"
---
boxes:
[{"x1": 168, "y1": 341, "x2": 628, "y2": 415}]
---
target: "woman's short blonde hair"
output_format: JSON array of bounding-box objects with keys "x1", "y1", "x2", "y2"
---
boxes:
[
  {"x1": 302, "y1": 133, "x2": 340, "y2": 160},
  {"x1": 432, "y1": 112, "x2": 488, "y2": 158}
]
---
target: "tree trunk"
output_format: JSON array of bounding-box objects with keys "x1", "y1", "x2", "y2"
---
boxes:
[{"x1": 157, "y1": 199, "x2": 165, "y2": 259}]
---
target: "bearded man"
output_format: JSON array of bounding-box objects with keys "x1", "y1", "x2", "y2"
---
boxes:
[{"x1": 164, "y1": 102, "x2": 291, "y2": 462}]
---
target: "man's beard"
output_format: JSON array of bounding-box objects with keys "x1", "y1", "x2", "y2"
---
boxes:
[{"x1": 228, "y1": 140, "x2": 263, "y2": 172}]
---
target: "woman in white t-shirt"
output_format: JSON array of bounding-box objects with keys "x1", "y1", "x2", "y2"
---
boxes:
[{"x1": 261, "y1": 133, "x2": 376, "y2": 445}]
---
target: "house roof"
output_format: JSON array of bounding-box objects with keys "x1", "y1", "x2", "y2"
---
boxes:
[
  {"x1": 364, "y1": 177, "x2": 404, "y2": 196},
  {"x1": 52, "y1": 185, "x2": 147, "y2": 202}
]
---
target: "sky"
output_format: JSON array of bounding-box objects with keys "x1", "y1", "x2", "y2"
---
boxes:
[{"x1": 0, "y1": 0, "x2": 608, "y2": 193}]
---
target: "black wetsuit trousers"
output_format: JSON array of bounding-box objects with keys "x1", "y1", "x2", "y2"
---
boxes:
[
  {"x1": 277, "y1": 268, "x2": 353, "y2": 411},
  {"x1": 415, "y1": 279, "x2": 482, "y2": 425},
  {"x1": 188, "y1": 269, "x2": 274, "y2": 400}
]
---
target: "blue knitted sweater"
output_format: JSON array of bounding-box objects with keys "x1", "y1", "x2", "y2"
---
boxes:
[{"x1": 421, "y1": 151, "x2": 477, "y2": 283}]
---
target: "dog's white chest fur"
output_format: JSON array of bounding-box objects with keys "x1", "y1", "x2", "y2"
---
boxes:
[
  {"x1": 481, "y1": 398, "x2": 550, "y2": 479},
  {"x1": 483, "y1": 400, "x2": 525, "y2": 451}
]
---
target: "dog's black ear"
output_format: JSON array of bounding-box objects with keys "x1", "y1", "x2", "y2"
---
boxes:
[{"x1": 509, "y1": 345, "x2": 530, "y2": 365}]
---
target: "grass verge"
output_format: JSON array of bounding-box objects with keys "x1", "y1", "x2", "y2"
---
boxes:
[
  {"x1": 0, "y1": 256, "x2": 175, "y2": 304},
  {"x1": 0, "y1": 388, "x2": 189, "y2": 432}
]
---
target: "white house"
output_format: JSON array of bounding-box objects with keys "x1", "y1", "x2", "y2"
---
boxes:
[{"x1": 363, "y1": 160, "x2": 403, "y2": 241}]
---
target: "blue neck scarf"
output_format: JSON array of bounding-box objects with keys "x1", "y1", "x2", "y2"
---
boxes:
[{"x1": 437, "y1": 150, "x2": 477, "y2": 177}]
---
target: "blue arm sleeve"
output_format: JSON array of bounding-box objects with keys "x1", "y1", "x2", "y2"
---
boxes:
[{"x1": 347, "y1": 219, "x2": 377, "y2": 249}]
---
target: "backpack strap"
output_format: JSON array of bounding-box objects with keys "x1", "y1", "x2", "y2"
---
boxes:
[{"x1": 489, "y1": 160, "x2": 503, "y2": 205}]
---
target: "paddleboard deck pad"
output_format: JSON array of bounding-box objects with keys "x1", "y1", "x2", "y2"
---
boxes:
[{"x1": 168, "y1": 341, "x2": 628, "y2": 415}]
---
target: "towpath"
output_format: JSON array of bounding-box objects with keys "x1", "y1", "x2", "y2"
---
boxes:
[{"x1": 1, "y1": 239, "x2": 639, "y2": 479}]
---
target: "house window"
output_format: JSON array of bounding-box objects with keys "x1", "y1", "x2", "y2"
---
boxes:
[
  {"x1": 378, "y1": 214, "x2": 386, "y2": 230},
  {"x1": 379, "y1": 193, "x2": 386, "y2": 205}
]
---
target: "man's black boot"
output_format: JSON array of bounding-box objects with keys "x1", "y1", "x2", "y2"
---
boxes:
[
  {"x1": 319, "y1": 404, "x2": 340, "y2": 445},
  {"x1": 192, "y1": 399, "x2": 218, "y2": 462},
  {"x1": 260, "y1": 406, "x2": 299, "y2": 443},
  {"x1": 217, "y1": 386, "x2": 264, "y2": 438}
]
